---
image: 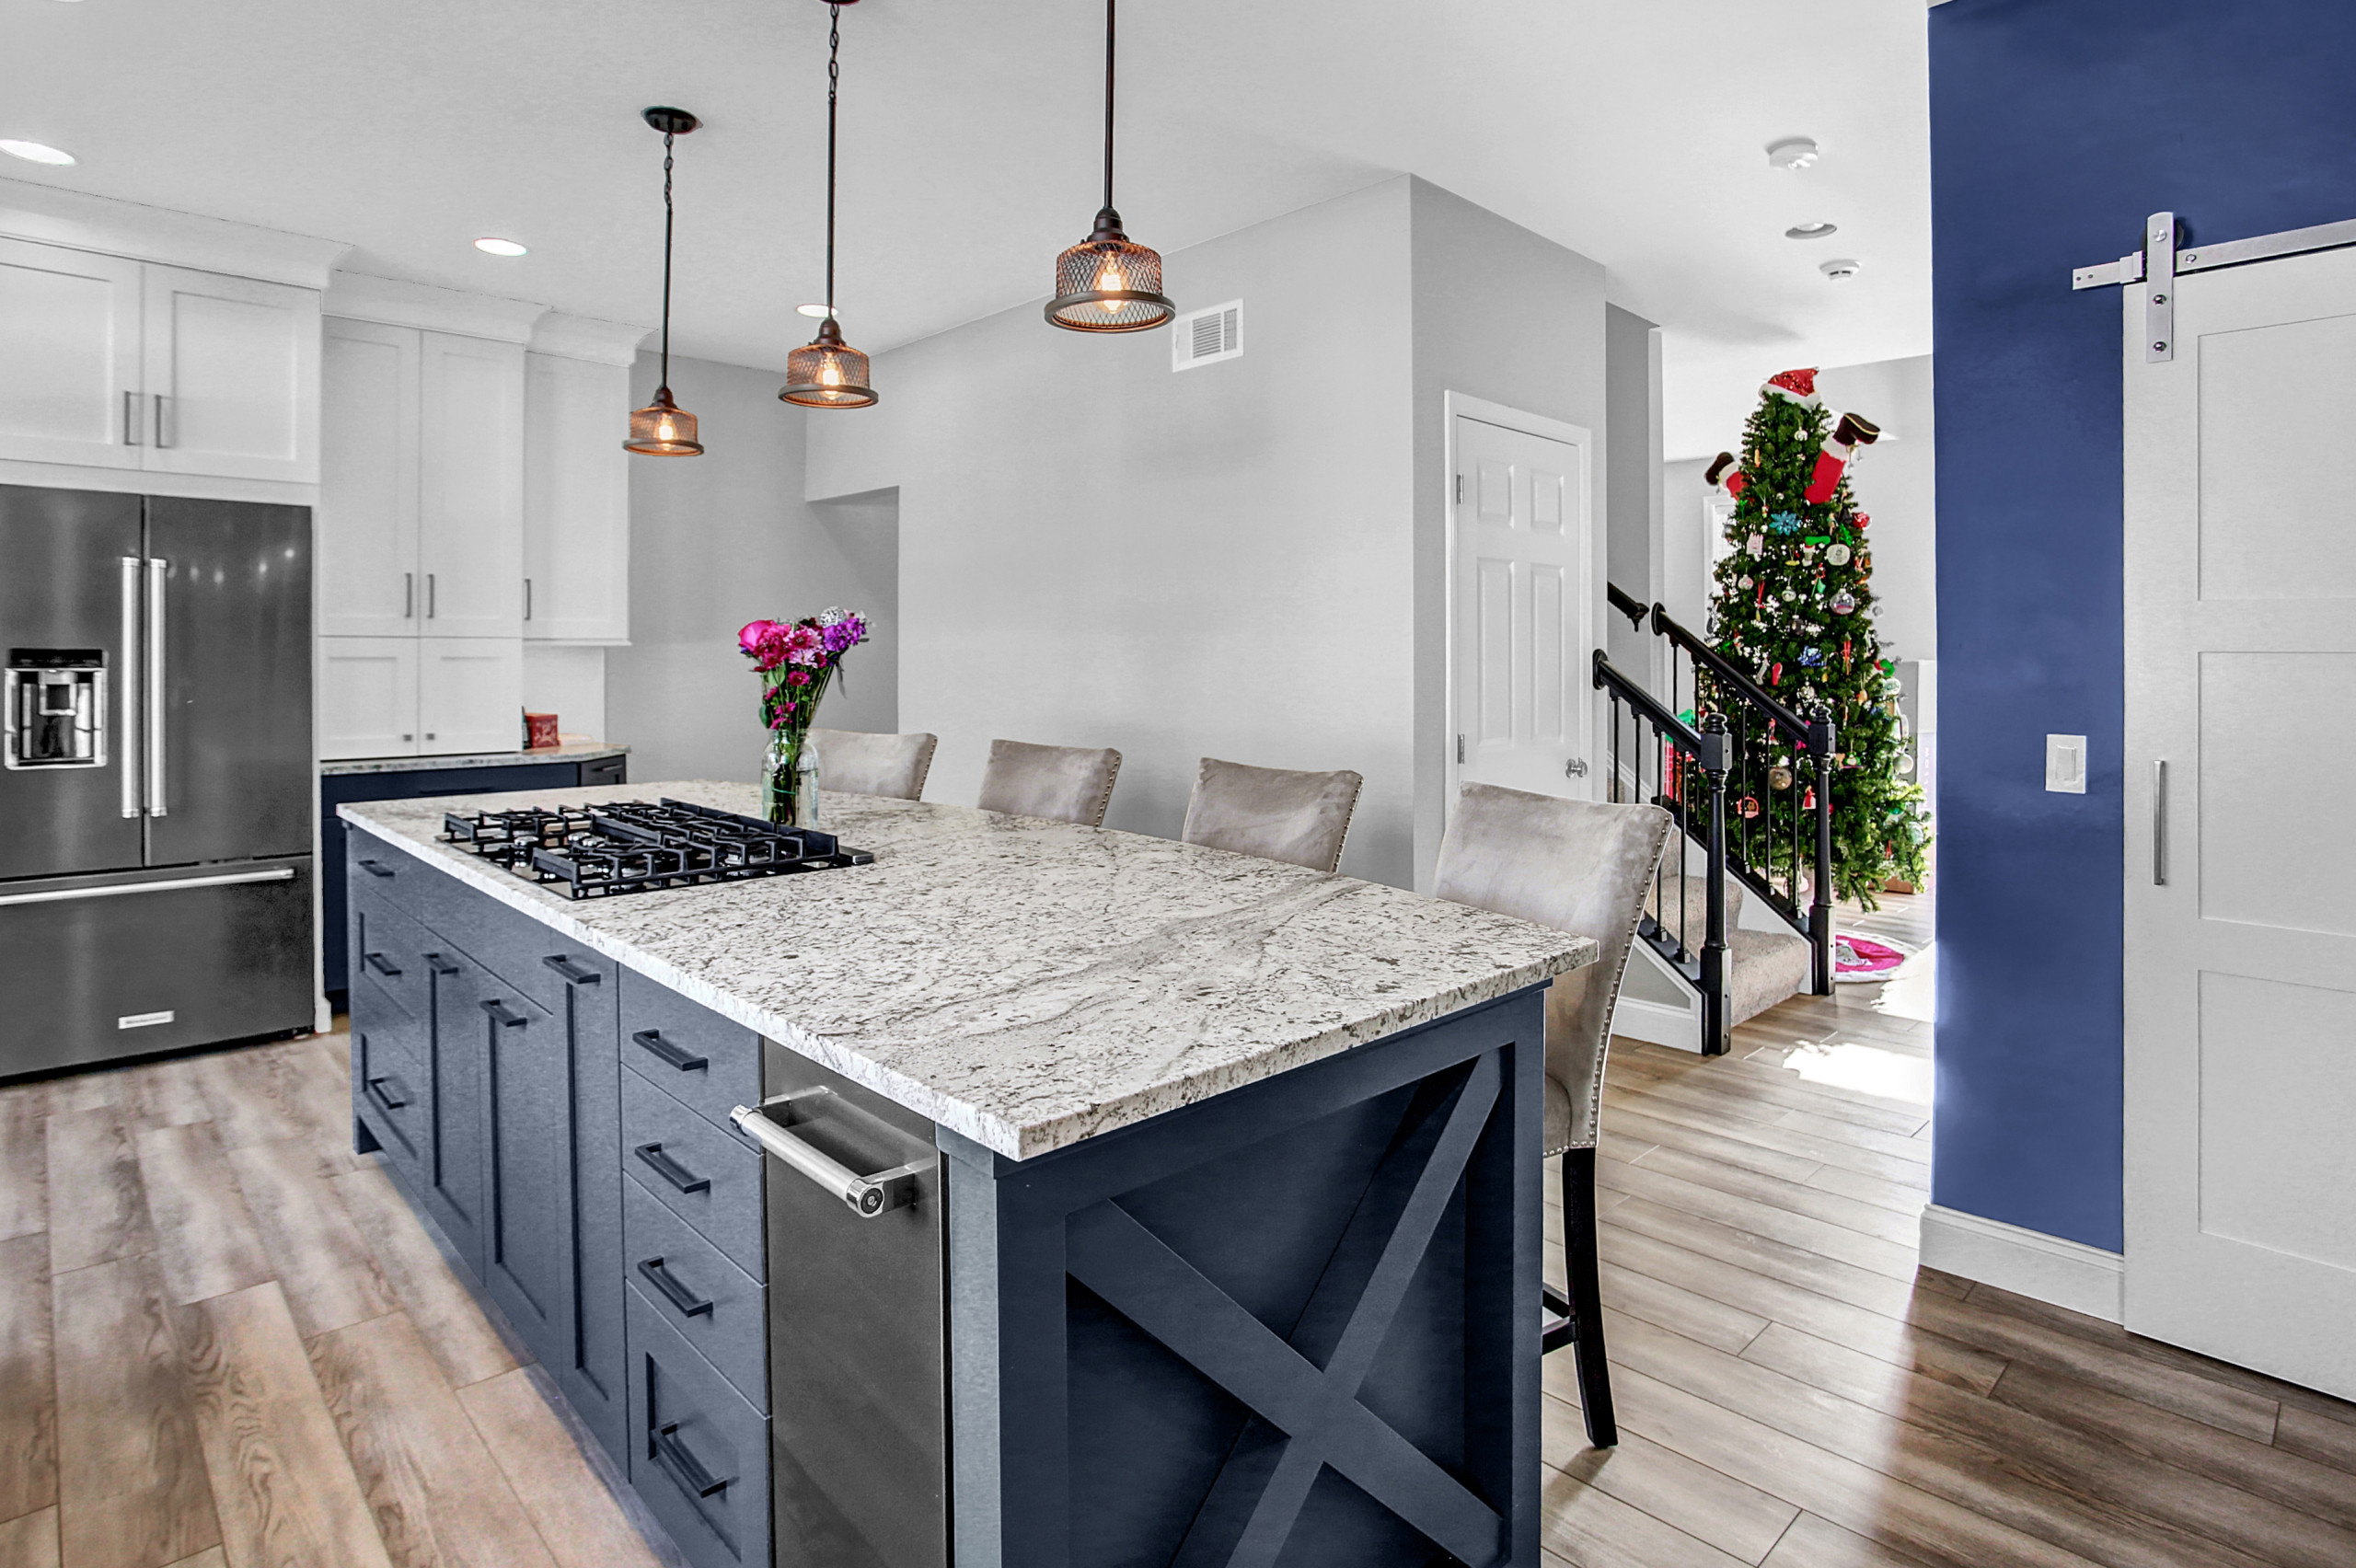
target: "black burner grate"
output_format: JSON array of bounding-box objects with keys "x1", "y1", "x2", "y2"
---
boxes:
[{"x1": 441, "y1": 798, "x2": 874, "y2": 899}]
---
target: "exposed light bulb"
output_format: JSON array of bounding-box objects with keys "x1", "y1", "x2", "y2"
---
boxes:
[
  {"x1": 657, "y1": 420, "x2": 676, "y2": 441},
  {"x1": 1096, "y1": 261, "x2": 1127, "y2": 313},
  {"x1": 821, "y1": 359, "x2": 842, "y2": 387}
]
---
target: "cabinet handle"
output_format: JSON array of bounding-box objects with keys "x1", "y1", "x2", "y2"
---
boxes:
[
  {"x1": 524, "y1": 577, "x2": 533, "y2": 622},
  {"x1": 357, "y1": 858, "x2": 397, "y2": 880},
  {"x1": 2153, "y1": 760, "x2": 2168, "y2": 886},
  {"x1": 427, "y1": 573, "x2": 436, "y2": 619},
  {"x1": 122, "y1": 389, "x2": 143, "y2": 445},
  {"x1": 730, "y1": 1096, "x2": 918, "y2": 1218},
  {"x1": 632, "y1": 1029, "x2": 708, "y2": 1073},
  {"x1": 634, "y1": 1142, "x2": 710, "y2": 1194},
  {"x1": 403, "y1": 571, "x2": 414, "y2": 620},
  {"x1": 423, "y1": 951, "x2": 463, "y2": 977},
  {"x1": 364, "y1": 1073, "x2": 411, "y2": 1113},
  {"x1": 479, "y1": 997, "x2": 528, "y2": 1029},
  {"x1": 361, "y1": 951, "x2": 402, "y2": 978},
  {"x1": 152, "y1": 394, "x2": 171, "y2": 449},
  {"x1": 636, "y1": 1257, "x2": 716, "y2": 1318},
  {"x1": 651, "y1": 1421, "x2": 733, "y2": 1499},
  {"x1": 541, "y1": 953, "x2": 602, "y2": 986}
]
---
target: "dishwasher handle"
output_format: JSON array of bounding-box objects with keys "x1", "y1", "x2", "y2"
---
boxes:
[{"x1": 730, "y1": 1093, "x2": 924, "y2": 1219}]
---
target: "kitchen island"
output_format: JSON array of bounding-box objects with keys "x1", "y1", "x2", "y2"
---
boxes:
[{"x1": 340, "y1": 781, "x2": 1593, "y2": 1568}]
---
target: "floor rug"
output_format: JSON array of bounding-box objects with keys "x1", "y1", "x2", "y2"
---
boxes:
[{"x1": 1833, "y1": 933, "x2": 1913, "y2": 983}]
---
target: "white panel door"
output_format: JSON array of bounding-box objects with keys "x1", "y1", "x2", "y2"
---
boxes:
[
  {"x1": 2124, "y1": 243, "x2": 2356, "y2": 1400},
  {"x1": 418, "y1": 637, "x2": 523, "y2": 755},
  {"x1": 140, "y1": 264, "x2": 318, "y2": 482},
  {"x1": 1451, "y1": 414, "x2": 1594, "y2": 801},
  {"x1": 0, "y1": 237, "x2": 143, "y2": 468},
  {"x1": 319, "y1": 319, "x2": 422, "y2": 638},
  {"x1": 523, "y1": 352, "x2": 630, "y2": 642},
  {"x1": 318, "y1": 637, "x2": 420, "y2": 761},
  {"x1": 418, "y1": 332, "x2": 525, "y2": 638}
]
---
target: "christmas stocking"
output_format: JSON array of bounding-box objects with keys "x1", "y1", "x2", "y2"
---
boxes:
[
  {"x1": 1804, "y1": 410, "x2": 1881, "y2": 505},
  {"x1": 1704, "y1": 451, "x2": 1749, "y2": 497}
]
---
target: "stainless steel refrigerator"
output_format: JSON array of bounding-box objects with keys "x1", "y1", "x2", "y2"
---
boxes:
[{"x1": 2, "y1": 484, "x2": 314, "y2": 1078}]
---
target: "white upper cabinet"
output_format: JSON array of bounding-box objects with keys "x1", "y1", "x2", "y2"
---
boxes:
[
  {"x1": 524, "y1": 329, "x2": 636, "y2": 643},
  {"x1": 0, "y1": 237, "x2": 147, "y2": 469},
  {"x1": 319, "y1": 319, "x2": 421, "y2": 636},
  {"x1": 417, "y1": 332, "x2": 525, "y2": 638},
  {"x1": 140, "y1": 265, "x2": 319, "y2": 483},
  {"x1": 318, "y1": 636, "x2": 421, "y2": 760},
  {"x1": 417, "y1": 637, "x2": 524, "y2": 755}
]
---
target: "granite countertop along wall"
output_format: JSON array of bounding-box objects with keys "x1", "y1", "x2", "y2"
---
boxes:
[
  {"x1": 341, "y1": 781, "x2": 1593, "y2": 1159},
  {"x1": 322, "y1": 742, "x2": 630, "y2": 777}
]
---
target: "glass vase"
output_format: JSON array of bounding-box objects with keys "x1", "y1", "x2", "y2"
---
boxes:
[{"x1": 761, "y1": 728, "x2": 823, "y2": 829}]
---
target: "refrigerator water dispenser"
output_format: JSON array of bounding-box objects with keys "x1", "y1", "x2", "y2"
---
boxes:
[{"x1": 6, "y1": 649, "x2": 108, "y2": 769}]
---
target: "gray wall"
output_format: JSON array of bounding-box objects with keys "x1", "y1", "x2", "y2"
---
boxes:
[
  {"x1": 1816, "y1": 354, "x2": 1934, "y2": 662},
  {"x1": 608, "y1": 352, "x2": 897, "y2": 783},
  {"x1": 807, "y1": 179, "x2": 1420, "y2": 883},
  {"x1": 1408, "y1": 179, "x2": 1610, "y2": 887}
]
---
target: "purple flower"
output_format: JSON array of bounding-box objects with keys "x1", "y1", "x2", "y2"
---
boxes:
[{"x1": 821, "y1": 617, "x2": 866, "y2": 655}]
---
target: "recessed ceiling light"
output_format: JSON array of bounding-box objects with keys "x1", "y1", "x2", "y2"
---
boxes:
[
  {"x1": 473, "y1": 236, "x2": 528, "y2": 257},
  {"x1": 1785, "y1": 221, "x2": 1839, "y2": 241},
  {"x1": 796, "y1": 303, "x2": 834, "y2": 319},
  {"x1": 1820, "y1": 258, "x2": 1863, "y2": 281},
  {"x1": 1766, "y1": 136, "x2": 1820, "y2": 172},
  {"x1": 0, "y1": 139, "x2": 76, "y2": 167}
]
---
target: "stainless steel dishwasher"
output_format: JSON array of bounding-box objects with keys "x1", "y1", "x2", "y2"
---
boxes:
[{"x1": 733, "y1": 1044, "x2": 949, "y2": 1568}]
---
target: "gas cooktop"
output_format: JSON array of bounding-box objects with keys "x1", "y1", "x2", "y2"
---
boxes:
[{"x1": 441, "y1": 799, "x2": 874, "y2": 900}]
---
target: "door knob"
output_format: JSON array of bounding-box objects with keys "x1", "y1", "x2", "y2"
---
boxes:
[{"x1": 1565, "y1": 758, "x2": 1589, "y2": 778}]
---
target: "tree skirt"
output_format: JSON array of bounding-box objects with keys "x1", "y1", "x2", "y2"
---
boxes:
[{"x1": 1833, "y1": 933, "x2": 1913, "y2": 983}]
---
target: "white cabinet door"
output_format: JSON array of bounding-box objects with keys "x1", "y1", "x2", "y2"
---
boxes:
[
  {"x1": 0, "y1": 237, "x2": 144, "y2": 468},
  {"x1": 319, "y1": 319, "x2": 422, "y2": 637},
  {"x1": 418, "y1": 333, "x2": 524, "y2": 638},
  {"x1": 141, "y1": 264, "x2": 319, "y2": 483},
  {"x1": 318, "y1": 637, "x2": 420, "y2": 761},
  {"x1": 418, "y1": 637, "x2": 523, "y2": 755},
  {"x1": 524, "y1": 352, "x2": 630, "y2": 642}
]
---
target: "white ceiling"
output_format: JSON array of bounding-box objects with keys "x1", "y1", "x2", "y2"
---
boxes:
[{"x1": 5, "y1": 0, "x2": 1931, "y2": 457}]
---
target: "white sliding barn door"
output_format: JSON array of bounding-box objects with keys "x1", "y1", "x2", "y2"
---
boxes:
[
  {"x1": 1451, "y1": 413, "x2": 1595, "y2": 803},
  {"x1": 2124, "y1": 245, "x2": 2356, "y2": 1400}
]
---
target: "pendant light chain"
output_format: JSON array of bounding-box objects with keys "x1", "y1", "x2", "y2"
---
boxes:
[
  {"x1": 780, "y1": 0, "x2": 875, "y2": 407},
  {"x1": 660, "y1": 125, "x2": 676, "y2": 388},
  {"x1": 628, "y1": 105, "x2": 704, "y2": 453},
  {"x1": 826, "y1": 2, "x2": 840, "y2": 320},
  {"x1": 1103, "y1": 0, "x2": 1115, "y2": 213}
]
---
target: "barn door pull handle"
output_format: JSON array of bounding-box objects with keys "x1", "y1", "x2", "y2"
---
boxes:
[{"x1": 2152, "y1": 760, "x2": 2168, "y2": 886}]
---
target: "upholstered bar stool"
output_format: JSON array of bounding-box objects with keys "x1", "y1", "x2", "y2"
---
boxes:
[
  {"x1": 1179, "y1": 756, "x2": 1364, "y2": 873},
  {"x1": 1431, "y1": 782, "x2": 1671, "y2": 1449},
  {"x1": 976, "y1": 739, "x2": 1124, "y2": 828},
  {"x1": 810, "y1": 728, "x2": 938, "y2": 801}
]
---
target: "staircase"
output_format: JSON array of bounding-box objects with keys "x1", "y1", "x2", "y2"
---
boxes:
[{"x1": 1592, "y1": 583, "x2": 1836, "y2": 1054}]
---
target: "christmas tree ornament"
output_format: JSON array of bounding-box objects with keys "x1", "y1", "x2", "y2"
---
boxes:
[
  {"x1": 1831, "y1": 588, "x2": 1858, "y2": 614},
  {"x1": 1769, "y1": 766, "x2": 1795, "y2": 791},
  {"x1": 1705, "y1": 451, "x2": 1750, "y2": 497},
  {"x1": 1801, "y1": 787, "x2": 1817, "y2": 811},
  {"x1": 1825, "y1": 542, "x2": 1852, "y2": 566},
  {"x1": 1769, "y1": 663, "x2": 1783, "y2": 685},
  {"x1": 1763, "y1": 367, "x2": 1820, "y2": 407},
  {"x1": 1745, "y1": 532, "x2": 1764, "y2": 555},
  {"x1": 1770, "y1": 510, "x2": 1805, "y2": 534},
  {"x1": 1803, "y1": 409, "x2": 1881, "y2": 504},
  {"x1": 1738, "y1": 575, "x2": 1753, "y2": 589},
  {"x1": 1738, "y1": 795, "x2": 1761, "y2": 819},
  {"x1": 1798, "y1": 647, "x2": 1825, "y2": 667}
]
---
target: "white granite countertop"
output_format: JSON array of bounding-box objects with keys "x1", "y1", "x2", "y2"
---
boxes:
[
  {"x1": 340, "y1": 781, "x2": 1594, "y2": 1160},
  {"x1": 322, "y1": 742, "x2": 629, "y2": 777}
]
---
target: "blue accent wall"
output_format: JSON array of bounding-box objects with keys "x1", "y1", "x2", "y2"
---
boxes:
[{"x1": 1931, "y1": 0, "x2": 2356, "y2": 1250}]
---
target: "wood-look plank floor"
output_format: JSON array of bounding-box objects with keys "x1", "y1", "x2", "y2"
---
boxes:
[{"x1": 0, "y1": 891, "x2": 2347, "y2": 1568}]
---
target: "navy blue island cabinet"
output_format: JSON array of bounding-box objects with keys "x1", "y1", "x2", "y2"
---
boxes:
[{"x1": 342, "y1": 789, "x2": 1572, "y2": 1568}]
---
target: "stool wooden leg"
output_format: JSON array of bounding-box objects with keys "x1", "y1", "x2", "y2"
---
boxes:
[{"x1": 1562, "y1": 1147, "x2": 1618, "y2": 1447}]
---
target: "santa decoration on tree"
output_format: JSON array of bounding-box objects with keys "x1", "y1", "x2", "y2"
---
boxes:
[{"x1": 1699, "y1": 367, "x2": 1928, "y2": 905}]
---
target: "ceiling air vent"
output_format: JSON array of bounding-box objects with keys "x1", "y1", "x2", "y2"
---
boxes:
[{"x1": 1172, "y1": 299, "x2": 1242, "y2": 371}]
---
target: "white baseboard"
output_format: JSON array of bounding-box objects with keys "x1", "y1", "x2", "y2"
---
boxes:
[
  {"x1": 1919, "y1": 1204, "x2": 2124, "y2": 1324},
  {"x1": 1610, "y1": 996, "x2": 1703, "y2": 1054}
]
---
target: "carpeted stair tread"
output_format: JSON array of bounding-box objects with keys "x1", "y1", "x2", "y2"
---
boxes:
[
  {"x1": 1727, "y1": 928, "x2": 1812, "y2": 1028},
  {"x1": 1645, "y1": 872, "x2": 1746, "y2": 940}
]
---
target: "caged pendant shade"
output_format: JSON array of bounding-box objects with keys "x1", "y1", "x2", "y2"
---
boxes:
[
  {"x1": 780, "y1": 1, "x2": 878, "y2": 409},
  {"x1": 1045, "y1": 0, "x2": 1172, "y2": 333},
  {"x1": 625, "y1": 106, "x2": 705, "y2": 455}
]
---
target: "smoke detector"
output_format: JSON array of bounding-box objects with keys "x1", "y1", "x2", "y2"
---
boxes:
[
  {"x1": 1766, "y1": 137, "x2": 1820, "y2": 172},
  {"x1": 1819, "y1": 258, "x2": 1863, "y2": 281}
]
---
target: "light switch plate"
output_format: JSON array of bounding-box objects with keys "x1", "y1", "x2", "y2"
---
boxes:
[{"x1": 2045, "y1": 734, "x2": 2087, "y2": 794}]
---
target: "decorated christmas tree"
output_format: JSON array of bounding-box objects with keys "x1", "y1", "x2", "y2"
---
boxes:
[{"x1": 1701, "y1": 367, "x2": 1929, "y2": 906}]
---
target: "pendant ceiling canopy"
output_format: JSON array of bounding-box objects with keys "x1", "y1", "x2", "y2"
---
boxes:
[
  {"x1": 781, "y1": 0, "x2": 878, "y2": 409},
  {"x1": 625, "y1": 106, "x2": 705, "y2": 455},
  {"x1": 1046, "y1": 0, "x2": 1173, "y2": 333}
]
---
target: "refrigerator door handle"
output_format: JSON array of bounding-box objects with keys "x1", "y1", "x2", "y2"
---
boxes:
[
  {"x1": 120, "y1": 557, "x2": 144, "y2": 817},
  {"x1": 0, "y1": 865, "x2": 295, "y2": 907},
  {"x1": 144, "y1": 558, "x2": 167, "y2": 816}
]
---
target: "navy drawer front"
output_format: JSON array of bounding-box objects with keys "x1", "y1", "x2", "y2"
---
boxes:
[
  {"x1": 344, "y1": 831, "x2": 434, "y2": 920},
  {"x1": 628, "y1": 1289, "x2": 770, "y2": 1568},
  {"x1": 422, "y1": 882, "x2": 617, "y2": 1020},
  {"x1": 352, "y1": 991, "x2": 428, "y2": 1171},
  {"x1": 625, "y1": 1178, "x2": 768, "y2": 1414},
  {"x1": 621, "y1": 1069, "x2": 766, "y2": 1282},
  {"x1": 620, "y1": 974, "x2": 760, "y2": 1131},
  {"x1": 350, "y1": 892, "x2": 434, "y2": 1023}
]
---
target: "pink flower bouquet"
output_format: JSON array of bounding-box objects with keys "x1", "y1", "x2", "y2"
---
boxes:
[{"x1": 738, "y1": 607, "x2": 868, "y2": 824}]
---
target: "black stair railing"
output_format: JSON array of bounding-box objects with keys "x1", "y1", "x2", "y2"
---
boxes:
[
  {"x1": 1606, "y1": 586, "x2": 1838, "y2": 999},
  {"x1": 1592, "y1": 649, "x2": 1731, "y2": 1054}
]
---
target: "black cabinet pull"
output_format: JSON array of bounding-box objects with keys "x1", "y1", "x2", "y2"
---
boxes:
[
  {"x1": 637, "y1": 1256, "x2": 716, "y2": 1318},
  {"x1": 632, "y1": 1029, "x2": 709, "y2": 1073},
  {"x1": 364, "y1": 1074, "x2": 411, "y2": 1113},
  {"x1": 651, "y1": 1421, "x2": 733, "y2": 1499},
  {"x1": 634, "y1": 1142, "x2": 710, "y2": 1194},
  {"x1": 362, "y1": 951, "x2": 402, "y2": 978},
  {"x1": 357, "y1": 859, "x2": 396, "y2": 880},
  {"x1": 541, "y1": 954, "x2": 603, "y2": 986},
  {"x1": 423, "y1": 952, "x2": 463, "y2": 977},
  {"x1": 479, "y1": 998, "x2": 528, "y2": 1028}
]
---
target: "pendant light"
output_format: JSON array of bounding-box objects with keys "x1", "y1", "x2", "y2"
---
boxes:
[
  {"x1": 781, "y1": 2, "x2": 878, "y2": 409},
  {"x1": 1046, "y1": 0, "x2": 1172, "y2": 333},
  {"x1": 625, "y1": 107, "x2": 705, "y2": 455}
]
